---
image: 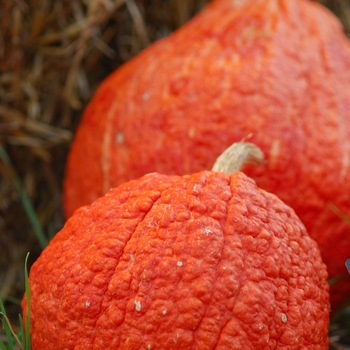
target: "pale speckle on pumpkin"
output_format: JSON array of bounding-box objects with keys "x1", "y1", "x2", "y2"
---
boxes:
[
  {"x1": 116, "y1": 131, "x2": 124, "y2": 145},
  {"x1": 269, "y1": 139, "x2": 280, "y2": 170},
  {"x1": 233, "y1": 0, "x2": 247, "y2": 7},
  {"x1": 205, "y1": 228, "x2": 213, "y2": 235},
  {"x1": 134, "y1": 300, "x2": 141, "y2": 312},
  {"x1": 188, "y1": 126, "x2": 195, "y2": 139},
  {"x1": 142, "y1": 92, "x2": 151, "y2": 101}
]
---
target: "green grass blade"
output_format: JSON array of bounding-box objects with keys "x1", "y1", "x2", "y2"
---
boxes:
[
  {"x1": 0, "y1": 340, "x2": 8, "y2": 350},
  {"x1": 328, "y1": 202, "x2": 350, "y2": 226},
  {"x1": 0, "y1": 145, "x2": 48, "y2": 249},
  {"x1": 18, "y1": 315, "x2": 25, "y2": 345},
  {"x1": 19, "y1": 186, "x2": 48, "y2": 249},
  {"x1": 328, "y1": 273, "x2": 346, "y2": 286},
  {"x1": 0, "y1": 299, "x2": 15, "y2": 350},
  {"x1": 24, "y1": 253, "x2": 31, "y2": 350},
  {"x1": 0, "y1": 293, "x2": 21, "y2": 306}
]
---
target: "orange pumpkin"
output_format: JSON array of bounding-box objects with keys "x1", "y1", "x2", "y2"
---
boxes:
[
  {"x1": 64, "y1": 0, "x2": 350, "y2": 310},
  {"x1": 25, "y1": 143, "x2": 330, "y2": 349}
]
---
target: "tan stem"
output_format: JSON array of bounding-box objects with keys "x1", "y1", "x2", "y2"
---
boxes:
[{"x1": 211, "y1": 142, "x2": 265, "y2": 175}]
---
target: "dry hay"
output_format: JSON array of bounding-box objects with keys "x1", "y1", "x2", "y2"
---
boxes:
[{"x1": 1, "y1": 0, "x2": 350, "y2": 347}]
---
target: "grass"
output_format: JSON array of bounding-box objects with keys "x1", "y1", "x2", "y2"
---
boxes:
[
  {"x1": 0, "y1": 146, "x2": 48, "y2": 250},
  {"x1": 0, "y1": 253, "x2": 31, "y2": 350}
]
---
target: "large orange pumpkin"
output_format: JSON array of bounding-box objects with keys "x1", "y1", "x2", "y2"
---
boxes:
[
  {"x1": 64, "y1": 0, "x2": 350, "y2": 310},
  {"x1": 25, "y1": 143, "x2": 330, "y2": 349}
]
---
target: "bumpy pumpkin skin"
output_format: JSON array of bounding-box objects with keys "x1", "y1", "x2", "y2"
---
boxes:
[
  {"x1": 63, "y1": 0, "x2": 350, "y2": 308},
  {"x1": 25, "y1": 171, "x2": 329, "y2": 349}
]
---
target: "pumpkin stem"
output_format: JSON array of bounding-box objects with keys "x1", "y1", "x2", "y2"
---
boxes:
[{"x1": 211, "y1": 142, "x2": 264, "y2": 175}]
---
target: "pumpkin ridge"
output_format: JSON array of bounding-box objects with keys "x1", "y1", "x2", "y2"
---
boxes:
[
  {"x1": 191, "y1": 172, "x2": 232, "y2": 346},
  {"x1": 91, "y1": 188, "x2": 164, "y2": 347},
  {"x1": 178, "y1": 171, "x2": 231, "y2": 348},
  {"x1": 116, "y1": 170, "x2": 231, "y2": 348},
  {"x1": 91, "y1": 175, "x2": 182, "y2": 347},
  {"x1": 36, "y1": 176, "x2": 171, "y2": 348},
  {"x1": 101, "y1": 96, "x2": 118, "y2": 194}
]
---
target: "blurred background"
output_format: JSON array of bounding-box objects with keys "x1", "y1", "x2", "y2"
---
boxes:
[{"x1": 1, "y1": 0, "x2": 350, "y2": 348}]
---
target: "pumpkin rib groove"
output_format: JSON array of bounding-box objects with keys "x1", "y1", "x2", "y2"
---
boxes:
[
  {"x1": 101, "y1": 96, "x2": 117, "y2": 194},
  {"x1": 177, "y1": 172, "x2": 224, "y2": 346},
  {"x1": 90, "y1": 206, "x2": 158, "y2": 348},
  {"x1": 62, "y1": 180, "x2": 167, "y2": 348},
  {"x1": 191, "y1": 173, "x2": 232, "y2": 347},
  {"x1": 186, "y1": 172, "x2": 238, "y2": 348},
  {"x1": 91, "y1": 178, "x2": 175, "y2": 348}
]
